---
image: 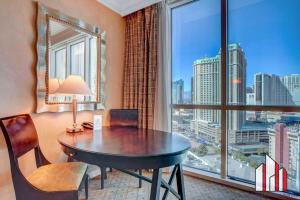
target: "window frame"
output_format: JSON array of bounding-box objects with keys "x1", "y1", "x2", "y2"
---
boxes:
[
  {"x1": 167, "y1": 0, "x2": 300, "y2": 196},
  {"x1": 50, "y1": 34, "x2": 95, "y2": 86}
]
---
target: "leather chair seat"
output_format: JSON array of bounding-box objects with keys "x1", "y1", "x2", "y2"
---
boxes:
[{"x1": 27, "y1": 162, "x2": 88, "y2": 192}]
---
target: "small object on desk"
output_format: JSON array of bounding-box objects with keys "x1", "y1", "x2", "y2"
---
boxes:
[
  {"x1": 55, "y1": 75, "x2": 92, "y2": 133},
  {"x1": 93, "y1": 115, "x2": 102, "y2": 130},
  {"x1": 82, "y1": 122, "x2": 94, "y2": 129}
]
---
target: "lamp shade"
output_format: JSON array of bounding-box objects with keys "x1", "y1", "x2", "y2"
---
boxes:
[
  {"x1": 49, "y1": 78, "x2": 60, "y2": 94},
  {"x1": 55, "y1": 75, "x2": 91, "y2": 95}
]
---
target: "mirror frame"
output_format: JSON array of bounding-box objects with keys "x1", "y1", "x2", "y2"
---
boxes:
[{"x1": 36, "y1": 3, "x2": 106, "y2": 113}]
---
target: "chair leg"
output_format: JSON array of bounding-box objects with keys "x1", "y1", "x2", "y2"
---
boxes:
[
  {"x1": 139, "y1": 169, "x2": 142, "y2": 188},
  {"x1": 85, "y1": 175, "x2": 89, "y2": 199}
]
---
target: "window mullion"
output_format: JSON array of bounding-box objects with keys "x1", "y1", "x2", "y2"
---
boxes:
[{"x1": 220, "y1": 0, "x2": 228, "y2": 179}]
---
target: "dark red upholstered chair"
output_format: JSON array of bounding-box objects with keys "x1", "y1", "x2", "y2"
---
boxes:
[
  {"x1": 96, "y1": 109, "x2": 142, "y2": 189},
  {"x1": 110, "y1": 109, "x2": 142, "y2": 188},
  {"x1": 98, "y1": 109, "x2": 141, "y2": 189},
  {"x1": 0, "y1": 114, "x2": 89, "y2": 200},
  {"x1": 110, "y1": 109, "x2": 139, "y2": 128}
]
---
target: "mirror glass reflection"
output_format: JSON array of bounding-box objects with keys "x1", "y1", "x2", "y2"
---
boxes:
[{"x1": 48, "y1": 18, "x2": 98, "y2": 103}]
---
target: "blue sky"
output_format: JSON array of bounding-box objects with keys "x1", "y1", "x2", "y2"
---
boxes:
[{"x1": 172, "y1": 0, "x2": 300, "y2": 91}]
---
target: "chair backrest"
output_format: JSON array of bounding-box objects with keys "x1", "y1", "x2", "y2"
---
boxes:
[
  {"x1": 1, "y1": 114, "x2": 51, "y2": 200},
  {"x1": 110, "y1": 109, "x2": 138, "y2": 127},
  {"x1": 0, "y1": 114, "x2": 39, "y2": 159}
]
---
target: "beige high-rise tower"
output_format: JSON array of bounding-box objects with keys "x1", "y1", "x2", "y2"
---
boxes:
[{"x1": 193, "y1": 43, "x2": 247, "y2": 132}]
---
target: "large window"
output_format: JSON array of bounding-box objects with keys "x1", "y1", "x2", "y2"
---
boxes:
[
  {"x1": 53, "y1": 48, "x2": 66, "y2": 80},
  {"x1": 50, "y1": 34, "x2": 97, "y2": 89},
  {"x1": 171, "y1": 0, "x2": 300, "y2": 194},
  {"x1": 173, "y1": 109, "x2": 221, "y2": 173},
  {"x1": 171, "y1": 0, "x2": 221, "y2": 174},
  {"x1": 70, "y1": 41, "x2": 85, "y2": 77}
]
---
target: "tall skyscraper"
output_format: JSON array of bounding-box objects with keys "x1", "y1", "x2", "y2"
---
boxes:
[
  {"x1": 172, "y1": 79, "x2": 184, "y2": 104},
  {"x1": 281, "y1": 74, "x2": 300, "y2": 93},
  {"x1": 191, "y1": 77, "x2": 194, "y2": 104},
  {"x1": 254, "y1": 73, "x2": 293, "y2": 105},
  {"x1": 254, "y1": 73, "x2": 271, "y2": 105},
  {"x1": 193, "y1": 55, "x2": 221, "y2": 123},
  {"x1": 281, "y1": 74, "x2": 300, "y2": 105},
  {"x1": 193, "y1": 43, "x2": 246, "y2": 130},
  {"x1": 228, "y1": 44, "x2": 247, "y2": 130}
]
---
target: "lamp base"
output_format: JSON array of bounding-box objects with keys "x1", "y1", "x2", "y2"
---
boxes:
[{"x1": 66, "y1": 127, "x2": 83, "y2": 133}]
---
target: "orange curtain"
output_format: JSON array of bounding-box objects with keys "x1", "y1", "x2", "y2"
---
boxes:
[{"x1": 123, "y1": 4, "x2": 159, "y2": 129}]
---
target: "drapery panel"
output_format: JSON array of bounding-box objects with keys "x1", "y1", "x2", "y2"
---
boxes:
[
  {"x1": 123, "y1": 4, "x2": 159, "y2": 129},
  {"x1": 153, "y1": 1, "x2": 171, "y2": 132}
]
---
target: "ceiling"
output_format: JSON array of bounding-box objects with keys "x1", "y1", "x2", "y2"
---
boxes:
[
  {"x1": 49, "y1": 20, "x2": 67, "y2": 36},
  {"x1": 97, "y1": 0, "x2": 162, "y2": 16}
]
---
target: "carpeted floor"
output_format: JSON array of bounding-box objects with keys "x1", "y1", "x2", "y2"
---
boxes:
[{"x1": 80, "y1": 171, "x2": 271, "y2": 200}]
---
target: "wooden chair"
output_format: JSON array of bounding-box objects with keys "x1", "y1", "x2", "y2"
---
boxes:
[
  {"x1": 110, "y1": 109, "x2": 142, "y2": 188},
  {"x1": 110, "y1": 109, "x2": 139, "y2": 128},
  {"x1": 0, "y1": 114, "x2": 89, "y2": 200}
]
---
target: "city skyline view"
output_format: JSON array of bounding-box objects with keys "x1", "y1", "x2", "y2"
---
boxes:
[
  {"x1": 171, "y1": 0, "x2": 300, "y2": 194},
  {"x1": 172, "y1": 0, "x2": 300, "y2": 91},
  {"x1": 172, "y1": 43, "x2": 300, "y2": 106},
  {"x1": 2, "y1": 0, "x2": 300, "y2": 199}
]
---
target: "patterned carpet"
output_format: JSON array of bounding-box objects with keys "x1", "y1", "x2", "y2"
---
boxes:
[{"x1": 80, "y1": 171, "x2": 271, "y2": 200}]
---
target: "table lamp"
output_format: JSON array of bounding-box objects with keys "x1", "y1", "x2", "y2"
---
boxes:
[{"x1": 55, "y1": 75, "x2": 91, "y2": 133}]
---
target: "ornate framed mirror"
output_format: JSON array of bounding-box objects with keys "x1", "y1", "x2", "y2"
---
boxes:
[{"x1": 36, "y1": 3, "x2": 106, "y2": 113}]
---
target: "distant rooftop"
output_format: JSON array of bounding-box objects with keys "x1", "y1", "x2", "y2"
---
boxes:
[
  {"x1": 193, "y1": 43, "x2": 243, "y2": 65},
  {"x1": 241, "y1": 121, "x2": 270, "y2": 131}
]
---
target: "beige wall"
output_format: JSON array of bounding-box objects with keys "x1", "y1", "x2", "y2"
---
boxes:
[{"x1": 0, "y1": 0, "x2": 125, "y2": 199}]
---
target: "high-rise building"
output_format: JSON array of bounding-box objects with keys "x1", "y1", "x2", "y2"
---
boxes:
[
  {"x1": 190, "y1": 119, "x2": 221, "y2": 143},
  {"x1": 281, "y1": 74, "x2": 300, "y2": 105},
  {"x1": 269, "y1": 123, "x2": 300, "y2": 189},
  {"x1": 269, "y1": 123, "x2": 289, "y2": 170},
  {"x1": 172, "y1": 79, "x2": 184, "y2": 104},
  {"x1": 281, "y1": 74, "x2": 300, "y2": 93},
  {"x1": 192, "y1": 43, "x2": 246, "y2": 130},
  {"x1": 191, "y1": 77, "x2": 194, "y2": 104},
  {"x1": 193, "y1": 55, "x2": 221, "y2": 124},
  {"x1": 227, "y1": 44, "x2": 247, "y2": 106},
  {"x1": 254, "y1": 73, "x2": 293, "y2": 105},
  {"x1": 246, "y1": 93, "x2": 255, "y2": 105},
  {"x1": 254, "y1": 73, "x2": 270, "y2": 105}
]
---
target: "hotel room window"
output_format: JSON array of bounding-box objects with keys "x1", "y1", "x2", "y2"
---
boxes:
[
  {"x1": 70, "y1": 41, "x2": 85, "y2": 78},
  {"x1": 171, "y1": 0, "x2": 221, "y2": 174},
  {"x1": 171, "y1": 0, "x2": 300, "y2": 194},
  {"x1": 50, "y1": 34, "x2": 98, "y2": 91},
  {"x1": 227, "y1": 0, "x2": 300, "y2": 193},
  {"x1": 53, "y1": 48, "x2": 66, "y2": 80}
]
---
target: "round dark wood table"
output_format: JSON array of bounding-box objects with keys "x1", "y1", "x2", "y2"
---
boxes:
[{"x1": 58, "y1": 127, "x2": 191, "y2": 200}]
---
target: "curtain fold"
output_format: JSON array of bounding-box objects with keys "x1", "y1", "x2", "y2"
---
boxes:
[
  {"x1": 153, "y1": 1, "x2": 171, "y2": 132},
  {"x1": 123, "y1": 4, "x2": 159, "y2": 129}
]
